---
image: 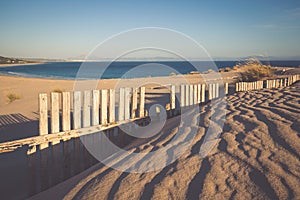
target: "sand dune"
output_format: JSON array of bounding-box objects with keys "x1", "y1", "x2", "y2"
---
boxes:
[{"x1": 30, "y1": 82, "x2": 300, "y2": 200}]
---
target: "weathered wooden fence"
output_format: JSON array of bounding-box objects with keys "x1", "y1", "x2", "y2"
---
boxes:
[
  {"x1": 39, "y1": 85, "x2": 205, "y2": 135},
  {"x1": 236, "y1": 74, "x2": 300, "y2": 92},
  {"x1": 1, "y1": 74, "x2": 299, "y2": 154},
  {"x1": 39, "y1": 87, "x2": 146, "y2": 136},
  {"x1": 0, "y1": 74, "x2": 299, "y2": 199},
  {"x1": 236, "y1": 80, "x2": 264, "y2": 92},
  {"x1": 38, "y1": 82, "x2": 229, "y2": 138}
]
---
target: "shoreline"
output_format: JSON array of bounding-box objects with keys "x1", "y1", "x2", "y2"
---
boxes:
[
  {"x1": 0, "y1": 62, "x2": 44, "y2": 68},
  {"x1": 0, "y1": 66, "x2": 299, "y2": 120},
  {"x1": 0, "y1": 72, "x2": 236, "y2": 120}
]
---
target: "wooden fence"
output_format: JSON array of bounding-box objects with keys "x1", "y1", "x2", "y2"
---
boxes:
[
  {"x1": 38, "y1": 74, "x2": 299, "y2": 138},
  {"x1": 236, "y1": 74, "x2": 300, "y2": 92},
  {"x1": 39, "y1": 87, "x2": 146, "y2": 136},
  {"x1": 39, "y1": 83, "x2": 229, "y2": 136},
  {"x1": 236, "y1": 80, "x2": 264, "y2": 92},
  {"x1": 0, "y1": 74, "x2": 299, "y2": 154}
]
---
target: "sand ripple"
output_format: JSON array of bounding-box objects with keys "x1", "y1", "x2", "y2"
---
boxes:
[{"x1": 63, "y1": 83, "x2": 300, "y2": 200}]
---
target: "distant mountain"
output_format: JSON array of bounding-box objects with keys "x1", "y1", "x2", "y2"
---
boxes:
[
  {"x1": 0, "y1": 56, "x2": 66, "y2": 64},
  {"x1": 0, "y1": 56, "x2": 30, "y2": 64}
]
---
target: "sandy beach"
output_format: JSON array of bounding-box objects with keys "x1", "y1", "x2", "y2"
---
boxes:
[
  {"x1": 0, "y1": 71, "x2": 238, "y2": 119},
  {"x1": 0, "y1": 62, "x2": 44, "y2": 67},
  {"x1": 2, "y1": 0, "x2": 300, "y2": 199},
  {"x1": 0, "y1": 69, "x2": 299, "y2": 199},
  {"x1": 0, "y1": 72, "x2": 236, "y2": 143},
  {"x1": 27, "y1": 80, "x2": 300, "y2": 200}
]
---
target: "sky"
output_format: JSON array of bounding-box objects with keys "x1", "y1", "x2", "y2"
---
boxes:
[{"x1": 0, "y1": 0, "x2": 300, "y2": 60}]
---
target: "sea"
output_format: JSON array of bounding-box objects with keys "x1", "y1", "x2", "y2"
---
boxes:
[{"x1": 0, "y1": 61, "x2": 299, "y2": 80}]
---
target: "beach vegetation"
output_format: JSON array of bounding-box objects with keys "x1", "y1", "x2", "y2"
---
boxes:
[
  {"x1": 7, "y1": 93, "x2": 21, "y2": 103},
  {"x1": 236, "y1": 58, "x2": 274, "y2": 81},
  {"x1": 52, "y1": 88, "x2": 65, "y2": 93}
]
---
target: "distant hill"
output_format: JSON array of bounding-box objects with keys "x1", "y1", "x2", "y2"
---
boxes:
[{"x1": 0, "y1": 56, "x2": 37, "y2": 64}]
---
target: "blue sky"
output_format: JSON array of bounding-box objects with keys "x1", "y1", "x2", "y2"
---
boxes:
[{"x1": 0, "y1": 0, "x2": 300, "y2": 60}]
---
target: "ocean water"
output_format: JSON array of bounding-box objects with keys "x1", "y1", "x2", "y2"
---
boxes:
[{"x1": 0, "y1": 61, "x2": 299, "y2": 80}]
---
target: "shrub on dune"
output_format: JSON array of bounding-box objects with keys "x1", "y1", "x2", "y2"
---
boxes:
[
  {"x1": 7, "y1": 93, "x2": 21, "y2": 103},
  {"x1": 236, "y1": 58, "x2": 274, "y2": 81}
]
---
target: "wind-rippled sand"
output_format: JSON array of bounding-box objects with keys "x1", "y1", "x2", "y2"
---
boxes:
[{"x1": 43, "y1": 83, "x2": 300, "y2": 200}]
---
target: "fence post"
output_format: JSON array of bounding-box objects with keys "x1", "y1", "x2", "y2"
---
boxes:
[
  {"x1": 180, "y1": 84, "x2": 185, "y2": 107},
  {"x1": 62, "y1": 92, "x2": 71, "y2": 131},
  {"x1": 131, "y1": 88, "x2": 137, "y2": 119},
  {"x1": 170, "y1": 85, "x2": 176, "y2": 109},
  {"x1": 189, "y1": 85, "x2": 193, "y2": 106},
  {"x1": 39, "y1": 93, "x2": 48, "y2": 135},
  {"x1": 185, "y1": 85, "x2": 189, "y2": 106},
  {"x1": 51, "y1": 92, "x2": 60, "y2": 133},
  {"x1": 139, "y1": 87, "x2": 145, "y2": 118},
  {"x1": 92, "y1": 90, "x2": 99, "y2": 126},
  {"x1": 83, "y1": 91, "x2": 91, "y2": 128},
  {"x1": 109, "y1": 89, "x2": 115, "y2": 123},
  {"x1": 73, "y1": 91, "x2": 81, "y2": 129},
  {"x1": 225, "y1": 82, "x2": 228, "y2": 95},
  {"x1": 208, "y1": 84, "x2": 212, "y2": 100},
  {"x1": 197, "y1": 84, "x2": 201, "y2": 103},
  {"x1": 124, "y1": 88, "x2": 131, "y2": 120},
  {"x1": 118, "y1": 88, "x2": 125, "y2": 121},
  {"x1": 193, "y1": 84, "x2": 197, "y2": 105},
  {"x1": 101, "y1": 89, "x2": 108, "y2": 125},
  {"x1": 201, "y1": 84, "x2": 206, "y2": 102},
  {"x1": 216, "y1": 83, "x2": 219, "y2": 98}
]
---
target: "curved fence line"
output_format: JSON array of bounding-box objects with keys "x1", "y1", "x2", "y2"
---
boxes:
[{"x1": 0, "y1": 74, "x2": 299, "y2": 154}]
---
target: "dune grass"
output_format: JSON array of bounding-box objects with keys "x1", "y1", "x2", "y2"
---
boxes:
[
  {"x1": 52, "y1": 88, "x2": 65, "y2": 93},
  {"x1": 236, "y1": 58, "x2": 274, "y2": 81},
  {"x1": 7, "y1": 93, "x2": 21, "y2": 103}
]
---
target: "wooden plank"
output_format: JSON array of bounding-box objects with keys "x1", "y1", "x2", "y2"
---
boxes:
[
  {"x1": 180, "y1": 84, "x2": 185, "y2": 107},
  {"x1": 131, "y1": 88, "x2": 137, "y2": 118},
  {"x1": 118, "y1": 88, "x2": 125, "y2": 121},
  {"x1": 92, "y1": 90, "x2": 100, "y2": 126},
  {"x1": 62, "y1": 92, "x2": 71, "y2": 131},
  {"x1": 225, "y1": 82, "x2": 228, "y2": 95},
  {"x1": 51, "y1": 92, "x2": 60, "y2": 133},
  {"x1": 0, "y1": 114, "x2": 154, "y2": 153},
  {"x1": 193, "y1": 84, "x2": 197, "y2": 105},
  {"x1": 101, "y1": 89, "x2": 108, "y2": 125},
  {"x1": 139, "y1": 87, "x2": 145, "y2": 118},
  {"x1": 216, "y1": 83, "x2": 219, "y2": 98},
  {"x1": 73, "y1": 91, "x2": 81, "y2": 129},
  {"x1": 124, "y1": 87, "x2": 131, "y2": 120},
  {"x1": 197, "y1": 84, "x2": 201, "y2": 103},
  {"x1": 208, "y1": 84, "x2": 212, "y2": 100},
  {"x1": 185, "y1": 85, "x2": 189, "y2": 106},
  {"x1": 83, "y1": 91, "x2": 91, "y2": 128},
  {"x1": 189, "y1": 84, "x2": 193, "y2": 105},
  {"x1": 39, "y1": 93, "x2": 48, "y2": 135},
  {"x1": 109, "y1": 89, "x2": 115, "y2": 123},
  {"x1": 170, "y1": 85, "x2": 176, "y2": 109},
  {"x1": 201, "y1": 84, "x2": 205, "y2": 102}
]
